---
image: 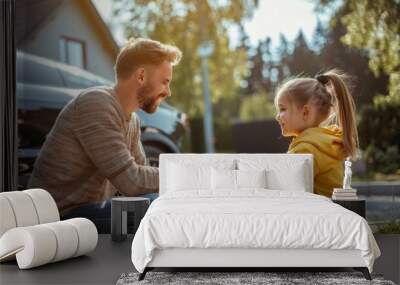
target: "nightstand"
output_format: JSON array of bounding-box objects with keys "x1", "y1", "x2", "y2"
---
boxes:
[
  {"x1": 332, "y1": 199, "x2": 366, "y2": 218},
  {"x1": 111, "y1": 197, "x2": 150, "y2": 242}
]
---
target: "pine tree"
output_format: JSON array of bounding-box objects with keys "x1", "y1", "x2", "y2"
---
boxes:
[{"x1": 287, "y1": 30, "x2": 321, "y2": 77}]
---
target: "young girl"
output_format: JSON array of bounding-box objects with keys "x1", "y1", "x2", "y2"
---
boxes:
[{"x1": 274, "y1": 69, "x2": 359, "y2": 198}]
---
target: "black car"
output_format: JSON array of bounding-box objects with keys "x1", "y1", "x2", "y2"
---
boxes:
[{"x1": 17, "y1": 51, "x2": 189, "y2": 188}]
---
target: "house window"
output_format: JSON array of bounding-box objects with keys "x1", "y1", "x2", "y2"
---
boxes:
[{"x1": 59, "y1": 37, "x2": 86, "y2": 69}]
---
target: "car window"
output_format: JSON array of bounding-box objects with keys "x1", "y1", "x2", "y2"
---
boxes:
[
  {"x1": 60, "y1": 68, "x2": 112, "y2": 89},
  {"x1": 17, "y1": 83, "x2": 76, "y2": 149},
  {"x1": 61, "y1": 71, "x2": 99, "y2": 88},
  {"x1": 17, "y1": 54, "x2": 64, "y2": 87}
]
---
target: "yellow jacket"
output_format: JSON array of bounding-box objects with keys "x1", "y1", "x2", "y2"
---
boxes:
[{"x1": 288, "y1": 125, "x2": 346, "y2": 198}]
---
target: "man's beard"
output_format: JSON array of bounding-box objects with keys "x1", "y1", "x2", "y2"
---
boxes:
[{"x1": 137, "y1": 83, "x2": 159, "y2": 114}]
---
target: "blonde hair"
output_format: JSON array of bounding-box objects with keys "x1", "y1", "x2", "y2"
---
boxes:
[
  {"x1": 275, "y1": 69, "x2": 359, "y2": 158},
  {"x1": 114, "y1": 38, "x2": 182, "y2": 80}
]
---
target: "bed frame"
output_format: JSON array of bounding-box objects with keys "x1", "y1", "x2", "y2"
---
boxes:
[
  {"x1": 139, "y1": 248, "x2": 371, "y2": 280},
  {"x1": 138, "y1": 154, "x2": 372, "y2": 281}
]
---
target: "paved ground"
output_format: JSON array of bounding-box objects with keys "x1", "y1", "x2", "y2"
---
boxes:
[
  {"x1": 0, "y1": 234, "x2": 398, "y2": 285},
  {"x1": 0, "y1": 235, "x2": 134, "y2": 285}
]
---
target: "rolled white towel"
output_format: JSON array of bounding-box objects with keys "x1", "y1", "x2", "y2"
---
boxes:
[
  {"x1": 41, "y1": 221, "x2": 79, "y2": 263},
  {"x1": 0, "y1": 196, "x2": 17, "y2": 237},
  {"x1": 0, "y1": 225, "x2": 57, "y2": 268},
  {"x1": 0, "y1": 191, "x2": 39, "y2": 228},
  {"x1": 0, "y1": 218, "x2": 98, "y2": 269},
  {"x1": 64, "y1": 218, "x2": 98, "y2": 257},
  {"x1": 24, "y1": 188, "x2": 60, "y2": 224},
  {"x1": 0, "y1": 189, "x2": 59, "y2": 238}
]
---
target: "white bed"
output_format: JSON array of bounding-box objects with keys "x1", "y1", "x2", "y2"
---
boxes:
[{"x1": 131, "y1": 154, "x2": 380, "y2": 280}]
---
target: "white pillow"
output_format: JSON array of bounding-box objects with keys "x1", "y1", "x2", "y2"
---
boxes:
[
  {"x1": 266, "y1": 162, "x2": 306, "y2": 191},
  {"x1": 211, "y1": 169, "x2": 268, "y2": 191},
  {"x1": 237, "y1": 169, "x2": 267, "y2": 189},
  {"x1": 211, "y1": 168, "x2": 236, "y2": 190},
  {"x1": 166, "y1": 159, "x2": 236, "y2": 193},
  {"x1": 167, "y1": 162, "x2": 211, "y2": 191},
  {"x1": 238, "y1": 159, "x2": 307, "y2": 191}
]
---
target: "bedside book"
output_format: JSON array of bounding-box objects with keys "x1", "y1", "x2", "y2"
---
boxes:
[
  {"x1": 334, "y1": 188, "x2": 357, "y2": 192},
  {"x1": 332, "y1": 188, "x2": 358, "y2": 200},
  {"x1": 332, "y1": 196, "x2": 358, "y2": 200}
]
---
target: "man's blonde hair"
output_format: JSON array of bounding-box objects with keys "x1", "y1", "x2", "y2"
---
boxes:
[{"x1": 114, "y1": 38, "x2": 182, "y2": 80}]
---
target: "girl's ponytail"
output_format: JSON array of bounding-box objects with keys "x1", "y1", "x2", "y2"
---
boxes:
[{"x1": 323, "y1": 69, "x2": 359, "y2": 159}]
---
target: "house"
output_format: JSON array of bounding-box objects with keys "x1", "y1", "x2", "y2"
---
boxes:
[{"x1": 16, "y1": 0, "x2": 119, "y2": 80}]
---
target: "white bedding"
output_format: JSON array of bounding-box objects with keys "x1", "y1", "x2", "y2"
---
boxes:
[{"x1": 131, "y1": 190, "x2": 380, "y2": 273}]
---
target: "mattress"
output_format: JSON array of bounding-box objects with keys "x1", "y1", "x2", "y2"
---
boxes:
[{"x1": 131, "y1": 190, "x2": 380, "y2": 273}]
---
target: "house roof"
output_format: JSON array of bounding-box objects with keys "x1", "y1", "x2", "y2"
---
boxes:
[
  {"x1": 16, "y1": 0, "x2": 63, "y2": 45},
  {"x1": 16, "y1": 0, "x2": 120, "y2": 59}
]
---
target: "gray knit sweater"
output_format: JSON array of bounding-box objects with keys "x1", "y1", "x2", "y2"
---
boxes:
[{"x1": 28, "y1": 86, "x2": 159, "y2": 214}]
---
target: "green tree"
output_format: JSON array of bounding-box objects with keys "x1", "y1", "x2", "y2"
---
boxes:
[
  {"x1": 241, "y1": 37, "x2": 276, "y2": 98},
  {"x1": 239, "y1": 90, "x2": 276, "y2": 122},
  {"x1": 275, "y1": 33, "x2": 291, "y2": 83},
  {"x1": 319, "y1": 6, "x2": 388, "y2": 106},
  {"x1": 358, "y1": 95, "x2": 400, "y2": 174},
  {"x1": 316, "y1": 0, "x2": 400, "y2": 99},
  {"x1": 287, "y1": 30, "x2": 321, "y2": 77},
  {"x1": 311, "y1": 19, "x2": 326, "y2": 52}
]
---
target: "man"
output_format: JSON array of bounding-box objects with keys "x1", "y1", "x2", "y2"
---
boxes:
[{"x1": 28, "y1": 38, "x2": 182, "y2": 226}]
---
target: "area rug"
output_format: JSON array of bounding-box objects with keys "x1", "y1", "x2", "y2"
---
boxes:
[{"x1": 116, "y1": 271, "x2": 396, "y2": 285}]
